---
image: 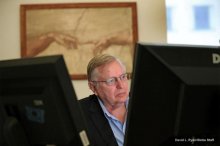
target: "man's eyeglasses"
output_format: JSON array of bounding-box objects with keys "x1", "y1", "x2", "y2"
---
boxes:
[{"x1": 91, "y1": 73, "x2": 128, "y2": 86}]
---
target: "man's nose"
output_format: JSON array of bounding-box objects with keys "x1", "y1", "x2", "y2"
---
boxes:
[{"x1": 116, "y1": 78, "x2": 123, "y2": 88}]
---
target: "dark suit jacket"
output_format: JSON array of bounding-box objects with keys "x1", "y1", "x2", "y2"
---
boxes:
[{"x1": 79, "y1": 94, "x2": 118, "y2": 146}]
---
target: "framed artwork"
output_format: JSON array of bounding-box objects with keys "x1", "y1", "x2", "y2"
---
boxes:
[{"x1": 20, "y1": 2, "x2": 138, "y2": 80}]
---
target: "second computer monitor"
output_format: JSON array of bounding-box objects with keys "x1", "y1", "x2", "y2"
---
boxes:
[{"x1": 125, "y1": 43, "x2": 220, "y2": 146}]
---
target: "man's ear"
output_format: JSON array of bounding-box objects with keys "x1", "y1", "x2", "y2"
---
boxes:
[{"x1": 88, "y1": 82, "x2": 97, "y2": 95}]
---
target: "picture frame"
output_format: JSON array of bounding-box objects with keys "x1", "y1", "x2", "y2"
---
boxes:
[{"x1": 20, "y1": 2, "x2": 138, "y2": 80}]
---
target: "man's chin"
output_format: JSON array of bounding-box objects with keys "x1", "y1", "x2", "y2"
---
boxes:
[{"x1": 116, "y1": 95, "x2": 127, "y2": 102}]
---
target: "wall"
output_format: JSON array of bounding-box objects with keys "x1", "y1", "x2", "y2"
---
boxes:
[{"x1": 0, "y1": 0, "x2": 167, "y2": 99}]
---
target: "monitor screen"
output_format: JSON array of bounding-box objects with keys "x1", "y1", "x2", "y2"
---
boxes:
[
  {"x1": 0, "y1": 55, "x2": 90, "y2": 146},
  {"x1": 124, "y1": 43, "x2": 220, "y2": 146}
]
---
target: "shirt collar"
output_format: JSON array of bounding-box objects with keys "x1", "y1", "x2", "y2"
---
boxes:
[{"x1": 97, "y1": 96, "x2": 129, "y2": 119}]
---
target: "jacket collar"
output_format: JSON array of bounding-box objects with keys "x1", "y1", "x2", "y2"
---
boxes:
[{"x1": 88, "y1": 95, "x2": 118, "y2": 146}]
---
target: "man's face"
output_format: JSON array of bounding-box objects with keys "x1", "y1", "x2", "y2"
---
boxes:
[{"x1": 91, "y1": 60, "x2": 129, "y2": 108}]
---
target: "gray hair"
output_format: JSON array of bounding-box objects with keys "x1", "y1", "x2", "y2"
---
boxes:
[{"x1": 87, "y1": 54, "x2": 126, "y2": 81}]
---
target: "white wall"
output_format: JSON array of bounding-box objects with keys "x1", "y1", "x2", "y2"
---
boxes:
[{"x1": 0, "y1": 0, "x2": 167, "y2": 99}]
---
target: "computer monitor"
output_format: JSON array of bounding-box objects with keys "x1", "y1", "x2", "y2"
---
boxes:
[
  {"x1": 124, "y1": 43, "x2": 220, "y2": 146},
  {"x1": 0, "y1": 55, "x2": 90, "y2": 146}
]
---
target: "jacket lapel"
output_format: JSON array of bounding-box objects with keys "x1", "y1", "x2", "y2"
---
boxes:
[{"x1": 89, "y1": 96, "x2": 118, "y2": 146}]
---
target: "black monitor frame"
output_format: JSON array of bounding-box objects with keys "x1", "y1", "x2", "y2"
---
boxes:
[
  {"x1": 0, "y1": 55, "x2": 90, "y2": 146},
  {"x1": 125, "y1": 43, "x2": 220, "y2": 146}
]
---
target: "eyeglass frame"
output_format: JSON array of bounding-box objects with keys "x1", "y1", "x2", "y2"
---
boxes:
[{"x1": 90, "y1": 73, "x2": 128, "y2": 86}]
